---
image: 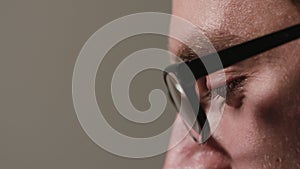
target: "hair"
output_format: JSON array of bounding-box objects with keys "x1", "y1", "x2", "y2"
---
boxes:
[
  {"x1": 292, "y1": 0, "x2": 300, "y2": 12},
  {"x1": 292, "y1": 0, "x2": 300, "y2": 5}
]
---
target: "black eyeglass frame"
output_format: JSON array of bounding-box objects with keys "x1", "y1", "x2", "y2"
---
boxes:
[{"x1": 163, "y1": 23, "x2": 300, "y2": 142}]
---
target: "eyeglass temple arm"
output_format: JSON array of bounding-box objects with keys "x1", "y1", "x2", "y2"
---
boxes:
[{"x1": 186, "y1": 23, "x2": 300, "y2": 79}]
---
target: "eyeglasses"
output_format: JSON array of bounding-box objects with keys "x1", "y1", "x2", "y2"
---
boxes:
[{"x1": 163, "y1": 23, "x2": 300, "y2": 143}]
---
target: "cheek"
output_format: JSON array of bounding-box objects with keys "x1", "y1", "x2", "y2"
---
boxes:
[
  {"x1": 235, "y1": 71, "x2": 281, "y2": 153},
  {"x1": 246, "y1": 71, "x2": 284, "y2": 125},
  {"x1": 234, "y1": 68, "x2": 300, "y2": 165},
  {"x1": 216, "y1": 68, "x2": 299, "y2": 164},
  {"x1": 245, "y1": 68, "x2": 299, "y2": 129}
]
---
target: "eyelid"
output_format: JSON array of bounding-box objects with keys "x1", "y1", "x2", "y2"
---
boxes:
[
  {"x1": 205, "y1": 68, "x2": 245, "y2": 90},
  {"x1": 205, "y1": 72, "x2": 230, "y2": 90}
]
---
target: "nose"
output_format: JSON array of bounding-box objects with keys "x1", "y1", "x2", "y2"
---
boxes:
[
  {"x1": 163, "y1": 115, "x2": 231, "y2": 169},
  {"x1": 163, "y1": 115, "x2": 197, "y2": 169}
]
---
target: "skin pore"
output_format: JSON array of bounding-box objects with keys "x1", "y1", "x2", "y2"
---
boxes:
[{"x1": 164, "y1": 0, "x2": 300, "y2": 169}]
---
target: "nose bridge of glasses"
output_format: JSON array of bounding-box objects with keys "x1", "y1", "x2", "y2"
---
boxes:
[
  {"x1": 164, "y1": 62, "x2": 211, "y2": 143},
  {"x1": 181, "y1": 83, "x2": 211, "y2": 143},
  {"x1": 181, "y1": 83, "x2": 210, "y2": 128}
]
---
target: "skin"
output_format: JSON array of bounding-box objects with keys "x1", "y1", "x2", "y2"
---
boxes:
[{"x1": 164, "y1": 0, "x2": 300, "y2": 169}]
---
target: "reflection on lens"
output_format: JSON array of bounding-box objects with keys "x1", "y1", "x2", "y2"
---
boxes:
[
  {"x1": 165, "y1": 73, "x2": 201, "y2": 139},
  {"x1": 165, "y1": 74, "x2": 182, "y2": 110}
]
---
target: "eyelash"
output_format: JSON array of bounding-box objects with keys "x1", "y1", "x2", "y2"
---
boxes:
[
  {"x1": 209, "y1": 76, "x2": 246, "y2": 100},
  {"x1": 226, "y1": 76, "x2": 246, "y2": 93}
]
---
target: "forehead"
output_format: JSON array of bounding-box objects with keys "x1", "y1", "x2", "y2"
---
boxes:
[
  {"x1": 172, "y1": 0, "x2": 297, "y2": 35},
  {"x1": 170, "y1": 0, "x2": 298, "y2": 55}
]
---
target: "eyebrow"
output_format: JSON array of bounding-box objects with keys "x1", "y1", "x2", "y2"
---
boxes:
[{"x1": 169, "y1": 32, "x2": 245, "y2": 62}]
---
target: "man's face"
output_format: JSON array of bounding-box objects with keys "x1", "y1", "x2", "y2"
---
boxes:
[{"x1": 164, "y1": 0, "x2": 300, "y2": 169}]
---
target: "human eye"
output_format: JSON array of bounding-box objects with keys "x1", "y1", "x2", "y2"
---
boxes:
[{"x1": 210, "y1": 76, "x2": 246, "y2": 108}]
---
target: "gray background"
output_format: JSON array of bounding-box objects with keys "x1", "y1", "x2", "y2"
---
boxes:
[{"x1": 0, "y1": 1, "x2": 174, "y2": 169}]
